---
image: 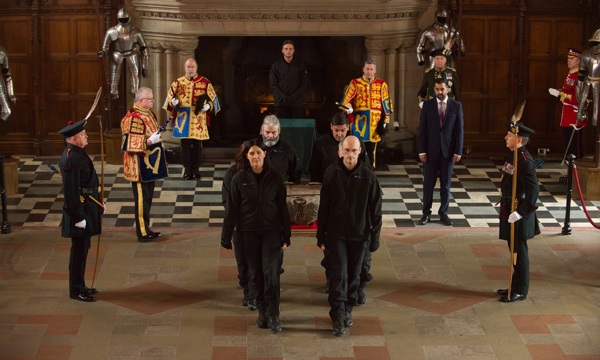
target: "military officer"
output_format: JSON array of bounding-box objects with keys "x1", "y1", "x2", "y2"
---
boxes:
[
  {"x1": 418, "y1": 48, "x2": 461, "y2": 104},
  {"x1": 497, "y1": 122, "x2": 540, "y2": 303},
  {"x1": 58, "y1": 119, "x2": 103, "y2": 302}
]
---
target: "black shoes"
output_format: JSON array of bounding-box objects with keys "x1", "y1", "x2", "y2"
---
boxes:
[
  {"x1": 183, "y1": 173, "x2": 201, "y2": 180},
  {"x1": 500, "y1": 293, "x2": 527, "y2": 303},
  {"x1": 268, "y1": 315, "x2": 282, "y2": 333},
  {"x1": 138, "y1": 231, "x2": 162, "y2": 242},
  {"x1": 332, "y1": 320, "x2": 346, "y2": 336},
  {"x1": 83, "y1": 287, "x2": 97, "y2": 295},
  {"x1": 357, "y1": 285, "x2": 367, "y2": 305},
  {"x1": 70, "y1": 293, "x2": 95, "y2": 302},
  {"x1": 344, "y1": 312, "x2": 353, "y2": 327},
  {"x1": 418, "y1": 214, "x2": 430, "y2": 225},
  {"x1": 256, "y1": 311, "x2": 268, "y2": 329},
  {"x1": 440, "y1": 214, "x2": 453, "y2": 226},
  {"x1": 247, "y1": 299, "x2": 257, "y2": 311}
]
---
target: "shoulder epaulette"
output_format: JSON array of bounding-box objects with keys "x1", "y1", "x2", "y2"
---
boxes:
[{"x1": 424, "y1": 68, "x2": 433, "y2": 74}]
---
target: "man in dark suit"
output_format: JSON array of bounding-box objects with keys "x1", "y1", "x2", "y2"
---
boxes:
[{"x1": 418, "y1": 78, "x2": 464, "y2": 226}]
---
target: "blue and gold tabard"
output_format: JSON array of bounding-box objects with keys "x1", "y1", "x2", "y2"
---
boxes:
[
  {"x1": 163, "y1": 75, "x2": 220, "y2": 140},
  {"x1": 341, "y1": 77, "x2": 393, "y2": 143},
  {"x1": 121, "y1": 104, "x2": 168, "y2": 182}
]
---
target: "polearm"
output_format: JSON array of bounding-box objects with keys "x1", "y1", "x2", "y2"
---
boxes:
[
  {"x1": 87, "y1": 87, "x2": 103, "y2": 288},
  {"x1": 507, "y1": 124, "x2": 518, "y2": 299},
  {"x1": 507, "y1": 100, "x2": 526, "y2": 299}
]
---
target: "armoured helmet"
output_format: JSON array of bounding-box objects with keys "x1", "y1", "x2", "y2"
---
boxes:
[
  {"x1": 117, "y1": 8, "x2": 130, "y2": 25},
  {"x1": 589, "y1": 28, "x2": 600, "y2": 43},
  {"x1": 436, "y1": 8, "x2": 448, "y2": 25}
]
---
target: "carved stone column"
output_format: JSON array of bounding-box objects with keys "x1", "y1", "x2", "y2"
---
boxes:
[{"x1": 144, "y1": 36, "x2": 198, "y2": 146}]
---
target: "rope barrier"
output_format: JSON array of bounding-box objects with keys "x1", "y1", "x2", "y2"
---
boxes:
[{"x1": 572, "y1": 165, "x2": 600, "y2": 229}]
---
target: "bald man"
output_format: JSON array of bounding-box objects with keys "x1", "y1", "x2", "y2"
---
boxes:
[
  {"x1": 316, "y1": 135, "x2": 382, "y2": 336},
  {"x1": 164, "y1": 58, "x2": 220, "y2": 180}
]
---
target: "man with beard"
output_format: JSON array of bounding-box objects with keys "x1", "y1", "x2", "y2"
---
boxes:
[
  {"x1": 259, "y1": 115, "x2": 301, "y2": 184},
  {"x1": 418, "y1": 78, "x2": 464, "y2": 226}
]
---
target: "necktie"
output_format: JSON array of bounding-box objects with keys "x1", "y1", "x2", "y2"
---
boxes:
[{"x1": 439, "y1": 101, "x2": 445, "y2": 126}]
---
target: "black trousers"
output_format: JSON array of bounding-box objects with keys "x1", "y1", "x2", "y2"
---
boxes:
[
  {"x1": 132, "y1": 181, "x2": 155, "y2": 238},
  {"x1": 364, "y1": 142, "x2": 377, "y2": 168},
  {"x1": 508, "y1": 234, "x2": 529, "y2": 295},
  {"x1": 322, "y1": 246, "x2": 372, "y2": 286},
  {"x1": 69, "y1": 236, "x2": 91, "y2": 296},
  {"x1": 328, "y1": 239, "x2": 367, "y2": 322},
  {"x1": 239, "y1": 230, "x2": 283, "y2": 316},
  {"x1": 181, "y1": 138, "x2": 203, "y2": 176},
  {"x1": 232, "y1": 231, "x2": 253, "y2": 298},
  {"x1": 422, "y1": 156, "x2": 454, "y2": 216}
]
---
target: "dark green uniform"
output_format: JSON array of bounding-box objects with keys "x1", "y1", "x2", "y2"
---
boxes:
[
  {"x1": 59, "y1": 143, "x2": 102, "y2": 298},
  {"x1": 417, "y1": 66, "x2": 461, "y2": 102},
  {"x1": 499, "y1": 146, "x2": 540, "y2": 296}
]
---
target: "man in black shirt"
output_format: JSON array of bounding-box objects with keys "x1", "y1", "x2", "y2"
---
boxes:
[{"x1": 269, "y1": 40, "x2": 309, "y2": 119}]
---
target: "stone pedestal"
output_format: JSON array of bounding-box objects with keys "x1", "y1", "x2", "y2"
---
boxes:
[
  {"x1": 3, "y1": 157, "x2": 18, "y2": 196},
  {"x1": 573, "y1": 159, "x2": 600, "y2": 200},
  {"x1": 104, "y1": 129, "x2": 123, "y2": 165}
]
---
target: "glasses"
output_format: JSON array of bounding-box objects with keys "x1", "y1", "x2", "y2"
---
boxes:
[{"x1": 142, "y1": 98, "x2": 155, "y2": 102}]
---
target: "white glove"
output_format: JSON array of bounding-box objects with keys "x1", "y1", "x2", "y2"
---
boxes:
[
  {"x1": 419, "y1": 101, "x2": 424, "y2": 109},
  {"x1": 170, "y1": 98, "x2": 179, "y2": 107},
  {"x1": 508, "y1": 211, "x2": 523, "y2": 224},
  {"x1": 345, "y1": 105, "x2": 353, "y2": 114},
  {"x1": 75, "y1": 219, "x2": 86, "y2": 229},
  {"x1": 383, "y1": 123, "x2": 387, "y2": 129},
  {"x1": 148, "y1": 131, "x2": 161, "y2": 145},
  {"x1": 548, "y1": 88, "x2": 560, "y2": 97},
  {"x1": 202, "y1": 104, "x2": 210, "y2": 112}
]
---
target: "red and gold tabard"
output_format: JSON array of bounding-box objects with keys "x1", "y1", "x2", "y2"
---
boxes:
[
  {"x1": 560, "y1": 70, "x2": 584, "y2": 128},
  {"x1": 162, "y1": 74, "x2": 220, "y2": 141},
  {"x1": 341, "y1": 76, "x2": 393, "y2": 143},
  {"x1": 121, "y1": 104, "x2": 162, "y2": 182}
]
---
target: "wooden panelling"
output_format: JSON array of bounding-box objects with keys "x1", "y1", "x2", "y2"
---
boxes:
[{"x1": 460, "y1": 15, "x2": 516, "y2": 143}]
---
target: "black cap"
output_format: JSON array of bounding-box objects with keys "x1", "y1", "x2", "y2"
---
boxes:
[
  {"x1": 58, "y1": 119, "x2": 87, "y2": 138},
  {"x1": 509, "y1": 121, "x2": 535, "y2": 137},
  {"x1": 430, "y1": 48, "x2": 447, "y2": 58}
]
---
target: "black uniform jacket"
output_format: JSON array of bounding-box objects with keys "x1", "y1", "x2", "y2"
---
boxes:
[
  {"x1": 59, "y1": 143, "x2": 102, "y2": 237},
  {"x1": 221, "y1": 167, "x2": 291, "y2": 245},
  {"x1": 309, "y1": 133, "x2": 372, "y2": 183},
  {"x1": 264, "y1": 138, "x2": 301, "y2": 183},
  {"x1": 269, "y1": 57, "x2": 309, "y2": 108},
  {"x1": 499, "y1": 146, "x2": 541, "y2": 241},
  {"x1": 316, "y1": 158, "x2": 382, "y2": 245}
]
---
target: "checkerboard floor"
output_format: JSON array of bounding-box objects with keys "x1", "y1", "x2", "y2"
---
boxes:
[{"x1": 6, "y1": 155, "x2": 599, "y2": 229}]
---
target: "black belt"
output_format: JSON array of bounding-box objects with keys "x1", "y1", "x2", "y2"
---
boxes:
[{"x1": 80, "y1": 187, "x2": 99, "y2": 194}]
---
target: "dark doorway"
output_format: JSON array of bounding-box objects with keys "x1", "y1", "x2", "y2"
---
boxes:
[{"x1": 194, "y1": 36, "x2": 365, "y2": 146}]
